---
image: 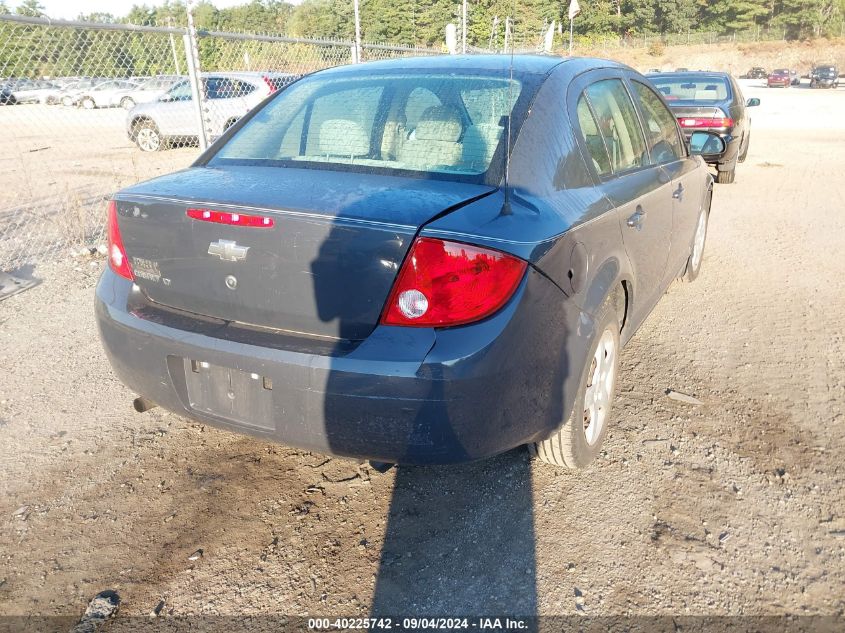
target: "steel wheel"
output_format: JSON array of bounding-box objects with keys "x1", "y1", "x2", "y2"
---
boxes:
[
  {"x1": 136, "y1": 125, "x2": 162, "y2": 152},
  {"x1": 582, "y1": 328, "x2": 617, "y2": 446}
]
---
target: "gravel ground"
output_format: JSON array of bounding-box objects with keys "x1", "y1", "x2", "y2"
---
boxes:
[{"x1": 0, "y1": 82, "x2": 843, "y2": 620}]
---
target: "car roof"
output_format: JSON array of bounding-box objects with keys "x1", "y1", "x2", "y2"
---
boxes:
[
  {"x1": 648, "y1": 71, "x2": 731, "y2": 80},
  {"x1": 311, "y1": 54, "x2": 628, "y2": 80}
]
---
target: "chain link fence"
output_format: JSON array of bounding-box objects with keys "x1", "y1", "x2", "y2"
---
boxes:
[{"x1": 0, "y1": 13, "x2": 440, "y2": 273}]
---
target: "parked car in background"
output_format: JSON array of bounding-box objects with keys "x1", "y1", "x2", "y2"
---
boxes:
[
  {"x1": 126, "y1": 72, "x2": 293, "y2": 152},
  {"x1": 767, "y1": 68, "x2": 791, "y2": 88},
  {"x1": 114, "y1": 76, "x2": 182, "y2": 110},
  {"x1": 55, "y1": 79, "x2": 104, "y2": 106},
  {"x1": 74, "y1": 79, "x2": 141, "y2": 109},
  {"x1": 648, "y1": 71, "x2": 759, "y2": 184},
  {"x1": 810, "y1": 64, "x2": 839, "y2": 89},
  {"x1": 744, "y1": 67, "x2": 767, "y2": 79},
  {"x1": 0, "y1": 85, "x2": 16, "y2": 105},
  {"x1": 99, "y1": 55, "x2": 723, "y2": 468},
  {"x1": 10, "y1": 79, "x2": 62, "y2": 104}
]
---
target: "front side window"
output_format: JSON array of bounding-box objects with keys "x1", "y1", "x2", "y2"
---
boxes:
[
  {"x1": 210, "y1": 73, "x2": 526, "y2": 181},
  {"x1": 584, "y1": 79, "x2": 648, "y2": 173},
  {"x1": 630, "y1": 80, "x2": 683, "y2": 164},
  {"x1": 166, "y1": 80, "x2": 193, "y2": 101}
]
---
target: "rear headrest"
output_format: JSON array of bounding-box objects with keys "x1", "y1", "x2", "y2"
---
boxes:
[
  {"x1": 319, "y1": 119, "x2": 369, "y2": 156},
  {"x1": 414, "y1": 105, "x2": 462, "y2": 142}
]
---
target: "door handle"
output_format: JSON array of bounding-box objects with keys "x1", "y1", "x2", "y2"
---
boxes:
[
  {"x1": 672, "y1": 183, "x2": 685, "y2": 201},
  {"x1": 626, "y1": 206, "x2": 645, "y2": 230}
]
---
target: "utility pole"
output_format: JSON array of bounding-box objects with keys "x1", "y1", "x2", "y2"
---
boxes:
[
  {"x1": 352, "y1": 0, "x2": 362, "y2": 63},
  {"x1": 462, "y1": 0, "x2": 467, "y2": 53},
  {"x1": 167, "y1": 16, "x2": 181, "y2": 76}
]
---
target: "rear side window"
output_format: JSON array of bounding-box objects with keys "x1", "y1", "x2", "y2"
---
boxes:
[
  {"x1": 630, "y1": 80, "x2": 683, "y2": 164},
  {"x1": 584, "y1": 79, "x2": 648, "y2": 174},
  {"x1": 575, "y1": 95, "x2": 612, "y2": 176}
]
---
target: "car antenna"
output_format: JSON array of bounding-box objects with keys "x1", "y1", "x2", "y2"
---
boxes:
[{"x1": 500, "y1": 14, "x2": 516, "y2": 217}]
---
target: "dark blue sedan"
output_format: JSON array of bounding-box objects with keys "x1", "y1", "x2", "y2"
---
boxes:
[{"x1": 96, "y1": 55, "x2": 722, "y2": 468}]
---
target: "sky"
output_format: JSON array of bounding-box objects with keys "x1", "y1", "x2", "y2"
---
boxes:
[{"x1": 34, "y1": 0, "x2": 301, "y2": 20}]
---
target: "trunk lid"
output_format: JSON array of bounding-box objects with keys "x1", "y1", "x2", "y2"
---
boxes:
[{"x1": 117, "y1": 165, "x2": 495, "y2": 340}]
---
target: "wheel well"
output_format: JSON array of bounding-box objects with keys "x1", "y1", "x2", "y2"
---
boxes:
[{"x1": 617, "y1": 281, "x2": 630, "y2": 332}]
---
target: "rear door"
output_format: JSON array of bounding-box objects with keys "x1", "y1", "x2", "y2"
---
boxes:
[
  {"x1": 627, "y1": 76, "x2": 703, "y2": 275},
  {"x1": 571, "y1": 72, "x2": 674, "y2": 324}
]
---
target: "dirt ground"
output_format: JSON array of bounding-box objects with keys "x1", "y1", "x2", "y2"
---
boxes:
[
  {"x1": 0, "y1": 81, "x2": 844, "y2": 621},
  {"x1": 594, "y1": 37, "x2": 845, "y2": 77}
]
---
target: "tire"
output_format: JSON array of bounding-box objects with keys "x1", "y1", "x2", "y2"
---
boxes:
[
  {"x1": 120, "y1": 97, "x2": 135, "y2": 110},
  {"x1": 134, "y1": 120, "x2": 164, "y2": 152},
  {"x1": 716, "y1": 167, "x2": 735, "y2": 184},
  {"x1": 529, "y1": 294, "x2": 621, "y2": 469},
  {"x1": 680, "y1": 189, "x2": 711, "y2": 284},
  {"x1": 738, "y1": 132, "x2": 750, "y2": 163},
  {"x1": 61, "y1": 95, "x2": 73, "y2": 106},
  {"x1": 80, "y1": 97, "x2": 96, "y2": 110}
]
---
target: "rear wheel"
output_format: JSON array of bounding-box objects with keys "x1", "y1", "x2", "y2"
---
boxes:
[
  {"x1": 681, "y1": 190, "x2": 711, "y2": 284},
  {"x1": 61, "y1": 95, "x2": 73, "y2": 106},
  {"x1": 529, "y1": 296, "x2": 620, "y2": 469},
  {"x1": 738, "y1": 132, "x2": 750, "y2": 163},
  {"x1": 120, "y1": 96, "x2": 135, "y2": 110},
  {"x1": 81, "y1": 97, "x2": 95, "y2": 110},
  {"x1": 716, "y1": 167, "x2": 735, "y2": 184},
  {"x1": 135, "y1": 121, "x2": 163, "y2": 152}
]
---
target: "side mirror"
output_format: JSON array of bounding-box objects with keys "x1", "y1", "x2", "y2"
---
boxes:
[
  {"x1": 746, "y1": 98, "x2": 760, "y2": 107},
  {"x1": 689, "y1": 131, "x2": 726, "y2": 158}
]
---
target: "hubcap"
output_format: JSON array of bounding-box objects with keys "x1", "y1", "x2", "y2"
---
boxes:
[
  {"x1": 137, "y1": 128, "x2": 160, "y2": 152},
  {"x1": 583, "y1": 328, "x2": 617, "y2": 445},
  {"x1": 691, "y1": 210, "x2": 707, "y2": 271}
]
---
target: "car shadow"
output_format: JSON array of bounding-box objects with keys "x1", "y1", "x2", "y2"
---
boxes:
[{"x1": 307, "y1": 187, "x2": 571, "y2": 618}]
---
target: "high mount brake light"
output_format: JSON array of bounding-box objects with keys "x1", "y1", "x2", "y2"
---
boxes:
[
  {"x1": 380, "y1": 237, "x2": 527, "y2": 328},
  {"x1": 107, "y1": 200, "x2": 134, "y2": 281},
  {"x1": 186, "y1": 208, "x2": 274, "y2": 228}
]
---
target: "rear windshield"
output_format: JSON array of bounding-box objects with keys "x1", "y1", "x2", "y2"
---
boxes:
[
  {"x1": 207, "y1": 72, "x2": 527, "y2": 182},
  {"x1": 648, "y1": 76, "x2": 730, "y2": 102}
]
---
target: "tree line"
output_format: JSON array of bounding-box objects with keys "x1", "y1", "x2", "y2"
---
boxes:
[{"x1": 3, "y1": 0, "x2": 844, "y2": 50}]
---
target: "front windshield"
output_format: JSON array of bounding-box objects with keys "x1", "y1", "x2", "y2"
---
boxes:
[{"x1": 208, "y1": 72, "x2": 525, "y2": 181}]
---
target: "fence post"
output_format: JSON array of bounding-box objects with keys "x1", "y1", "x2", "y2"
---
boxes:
[{"x1": 184, "y1": 2, "x2": 208, "y2": 150}]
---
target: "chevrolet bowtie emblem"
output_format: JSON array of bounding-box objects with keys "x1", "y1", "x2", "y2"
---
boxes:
[{"x1": 208, "y1": 239, "x2": 249, "y2": 262}]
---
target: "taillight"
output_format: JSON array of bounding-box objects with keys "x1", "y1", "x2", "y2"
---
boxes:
[
  {"x1": 380, "y1": 237, "x2": 527, "y2": 328},
  {"x1": 107, "y1": 200, "x2": 134, "y2": 281},
  {"x1": 679, "y1": 117, "x2": 733, "y2": 128}
]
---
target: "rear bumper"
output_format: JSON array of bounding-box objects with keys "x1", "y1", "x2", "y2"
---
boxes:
[{"x1": 96, "y1": 266, "x2": 591, "y2": 464}]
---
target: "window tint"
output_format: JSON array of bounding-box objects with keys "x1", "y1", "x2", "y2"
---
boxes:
[
  {"x1": 631, "y1": 80, "x2": 683, "y2": 164},
  {"x1": 575, "y1": 95, "x2": 612, "y2": 176},
  {"x1": 585, "y1": 79, "x2": 648, "y2": 173}
]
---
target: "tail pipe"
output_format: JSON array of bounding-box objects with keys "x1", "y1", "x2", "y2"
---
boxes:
[{"x1": 133, "y1": 397, "x2": 157, "y2": 413}]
